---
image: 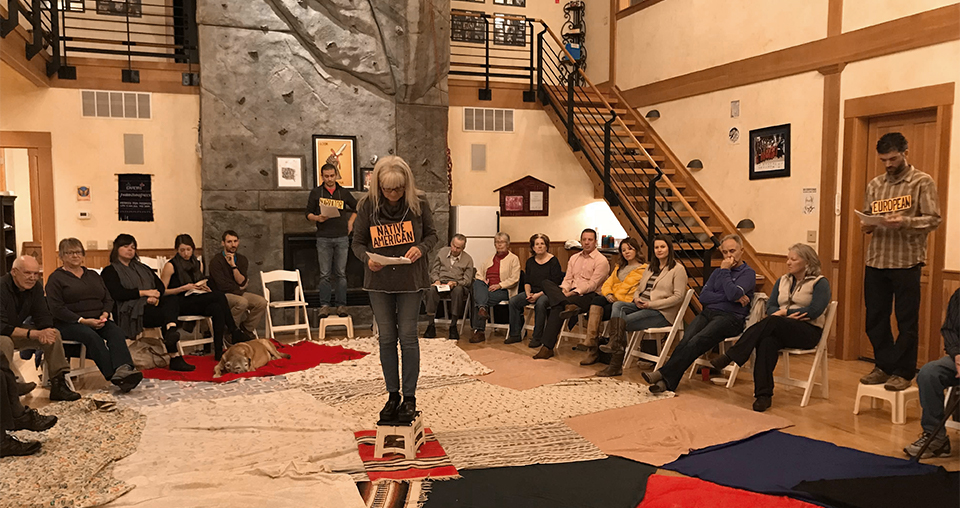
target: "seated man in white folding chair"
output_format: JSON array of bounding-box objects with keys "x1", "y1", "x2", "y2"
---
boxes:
[
  {"x1": 904, "y1": 288, "x2": 959, "y2": 459},
  {"x1": 209, "y1": 230, "x2": 268, "y2": 337},
  {"x1": 423, "y1": 234, "x2": 474, "y2": 340}
]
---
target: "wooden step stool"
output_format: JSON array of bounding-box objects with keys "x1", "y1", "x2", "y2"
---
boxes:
[
  {"x1": 853, "y1": 383, "x2": 920, "y2": 425},
  {"x1": 374, "y1": 412, "x2": 425, "y2": 459},
  {"x1": 318, "y1": 315, "x2": 354, "y2": 339}
]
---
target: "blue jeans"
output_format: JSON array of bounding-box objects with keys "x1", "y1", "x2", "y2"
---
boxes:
[
  {"x1": 472, "y1": 280, "x2": 510, "y2": 331},
  {"x1": 317, "y1": 236, "x2": 349, "y2": 307},
  {"x1": 508, "y1": 292, "x2": 549, "y2": 340},
  {"x1": 612, "y1": 302, "x2": 671, "y2": 331},
  {"x1": 917, "y1": 355, "x2": 959, "y2": 436},
  {"x1": 56, "y1": 321, "x2": 133, "y2": 380},
  {"x1": 657, "y1": 308, "x2": 744, "y2": 391},
  {"x1": 369, "y1": 291, "x2": 422, "y2": 397}
]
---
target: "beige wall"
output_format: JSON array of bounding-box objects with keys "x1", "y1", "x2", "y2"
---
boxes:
[
  {"x1": 449, "y1": 106, "x2": 626, "y2": 242},
  {"x1": 643, "y1": 72, "x2": 826, "y2": 256},
  {"x1": 616, "y1": 0, "x2": 829, "y2": 89},
  {"x1": 842, "y1": 0, "x2": 958, "y2": 32},
  {"x1": 2, "y1": 148, "x2": 33, "y2": 247},
  {"x1": 839, "y1": 41, "x2": 960, "y2": 270},
  {"x1": 0, "y1": 61, "x2": 202, "y2": 250}
]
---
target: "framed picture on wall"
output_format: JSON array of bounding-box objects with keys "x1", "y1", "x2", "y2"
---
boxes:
[
  {"x1": 749, "y1": 123, "x2": 791, "y2": 180},
  {"x1": 493, "y1": 0, "x2": 525, "y2": 6},
  {"x1": 274, "y1": 155, "x2": 305, "y2": 189},
  {"x1": 96, "y1": 0, "x2": 141, "y2": 17},
  {"x1": 312, "y1": 135, "x2": 359, "y2": 189},
  {"x1": 361, "y1": 168, "x2": 374, "y2": 191}
]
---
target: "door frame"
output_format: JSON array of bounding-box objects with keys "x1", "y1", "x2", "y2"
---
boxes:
[
  {"x1": 0, "y1": 131, "x2": 56, "y2": 278},
  {"x1": 837, "y1": 82, "x2": 954, "y2": 363}
]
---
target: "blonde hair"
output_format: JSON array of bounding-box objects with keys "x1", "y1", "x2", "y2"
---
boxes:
[
  {"x1": 788, "y1": 243, "x2": 822, "y2": 277},
  {"x1": 362, "y1": 155, "x2": 424, "y2": 215}
]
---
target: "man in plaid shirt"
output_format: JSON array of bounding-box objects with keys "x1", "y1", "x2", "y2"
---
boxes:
[{"x1": 859, "y1": 132, "x2": 942, "y2": 392}]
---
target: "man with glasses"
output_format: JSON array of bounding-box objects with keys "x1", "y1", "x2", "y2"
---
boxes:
[{"x1": 0, "y1": 255, "x2": 80, "y2": 401}]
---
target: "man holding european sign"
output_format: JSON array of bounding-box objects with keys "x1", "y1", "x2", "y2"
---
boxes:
[
  {"x1": 352, "y1": 156, "x2": 438, "y2": 424},
  {"x1": 858, "y1": 132, "x2": 941, "y2": 392}
]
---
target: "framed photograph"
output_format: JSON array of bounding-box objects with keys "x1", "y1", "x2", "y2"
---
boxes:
[
  {"x1": 493, "y1": 13, "x2": 525, "y2": 47},
  {"x1": 494, "y1": 0, "x2": 525, "y2": 6},
  {"x1": 274, "y1": 155, "x2": 305, "y2": 189},
  {"x1": 451, "y1": 9, "x2": 487, "y2": 44},
  {"x1": 97, "y1": 0, "x2": 141, "y2": 17},
  {"x1": 312, "y1": 135, "x2": 359, "y2": 189},
  {"x1": 361, "y1": 167, "x2": 374, "y2": 191},
  {"x1": 749, "y1": 123, "x2": 791, "y2": 180}
]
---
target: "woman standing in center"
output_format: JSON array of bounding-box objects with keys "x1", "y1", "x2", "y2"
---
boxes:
[{"x1": 352, "y1": 156, "x2": 438, "y2": 424}]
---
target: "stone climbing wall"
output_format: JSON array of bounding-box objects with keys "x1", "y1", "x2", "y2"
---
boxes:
[{"x1": 197, "y1": 0, "x2": 450, "y2": 320}]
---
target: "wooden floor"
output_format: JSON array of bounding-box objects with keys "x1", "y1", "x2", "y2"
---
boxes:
[{"x1": 14, "y1": 323, "x2": 959, "y2": 472}]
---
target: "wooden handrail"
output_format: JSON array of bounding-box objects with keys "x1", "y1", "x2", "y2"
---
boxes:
[{"x1": 541, "y1": 23, "x2": 716, "y2": 239}]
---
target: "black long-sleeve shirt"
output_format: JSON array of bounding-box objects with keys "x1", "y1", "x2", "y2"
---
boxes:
[
  {"x1": 100, "y1": 264, "x2": 166, "y2": 304},
  {"x1": 0, "y1": 273, "x2": 53, "y2": 335},
  {"x1": 524, "y1": 256, "x2": 563, "y2": 294},
  {"x1": 45, "y1": 267, "x2": 114, "y2": 325},
  {"x1": 943, "y1": 289, "x2": 960, "y2": 360},
  {"x1": 305, "y1": 183, "x2": 359, "y2": 238}
]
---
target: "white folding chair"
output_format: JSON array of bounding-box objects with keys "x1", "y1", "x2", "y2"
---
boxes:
[
  {"x1": 261, "y1": 269, "x2": 312, "y2": 341},
  {"x1": 434, "y1": 293, "x2": 470, "y2": 337},
  {"x1": 44, "y1": 340, "x2": 101, "y2": 391},
  {"x1": 946, "y1": 386, "x2": 960, "y2": 431},
  {"x1": 176, "y1": 315, "x2": 215, "y2": 356},
  {"x1": 139, "y1": 256, "x2": 166, "y2": 276},
  {"x1": 773, "y1": 301, "x2": 837, "y2": 407},
  {"x1": 624, "y1": 289, "x2": 695, "y2": 371},
  {"x1": 689, "y1": 294, "x2": 768, "y2": 388},
  {"x1": 485, "y1": 300, "x2": 512, "y2": 337}
]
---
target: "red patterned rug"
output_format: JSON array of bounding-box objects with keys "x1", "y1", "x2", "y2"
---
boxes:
[
  {"x1": 355, "y1": 428, "x2": 459, "y2": 482},
  {"x1": 141, "y1": 340, "x2": 367, "y2": 382}
]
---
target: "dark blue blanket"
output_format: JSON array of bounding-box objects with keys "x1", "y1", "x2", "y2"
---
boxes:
[{"x1": 663, "y1": 430, "x2": 940, "y2": 503}]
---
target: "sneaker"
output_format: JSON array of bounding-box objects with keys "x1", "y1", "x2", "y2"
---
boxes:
[
  {"x1": 904, "y1": 432, "x2": 951, "y2": 459},
  {"x1": 11, "y1": 407, "x2": 57, "y2": 432},
  {"x1": 1, "y1": 433, "x2": 41, "y2": 458},
  {"x1": 168, "y1": 356, "x2": 196, "y2": 372},
  {"x1": 753, "y1": 396, "x2": 772, "y2": 412},
  {"x1": 110, "y1": 364, "x2": 143, "y2": 393},
  {"x1": 336, "y1": 306, "x2": 349, "y2": 317},
  {"x1": 319, "y1": 306, "x2": 332, "y2": 319},
  {"x1": 424, "y1": 323, "x2": 437, "y2": 338},
  {"x1": 884, "y1": 375, "x2": 912, "y2": 391},
  {"x1": 860, "y1": 367, "x2": 890, "y2": 385}
]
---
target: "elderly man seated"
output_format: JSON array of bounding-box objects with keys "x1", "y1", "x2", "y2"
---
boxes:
[
  {"x1": 424, "y1": 234, "x2": 474, "y2": 340},
  {"x1": 0, "y1": 256, "x2": 80, "y2": 401}
]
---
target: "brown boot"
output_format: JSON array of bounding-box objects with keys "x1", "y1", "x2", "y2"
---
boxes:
[
  {"x1": 580, "y1": 347, "x2": 600, "y2": 365},
  {"x1": 599, "y1": 318, "x2": 626, "y2": 354},
  {"x1": 533, "y1": 346, "x2": 554, "y2": 359},
  {"x1": 579, "y1": 306, "x2": 604, "y2": 349},
  {"x1": 596, "y1": 351, "x2": 624, "y2": 376}
]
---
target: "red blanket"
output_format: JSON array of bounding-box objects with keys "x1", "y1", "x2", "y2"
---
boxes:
[
  {"x1": 638, "y1": 475, "x2": 820, "y2": 508},
  {"x1": 141, "y1": 341, "x2": 367, "y2": 383}
]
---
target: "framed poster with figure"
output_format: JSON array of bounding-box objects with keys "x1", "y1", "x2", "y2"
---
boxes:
[
  {"x1": 749, "y1": 124, "x2": 790, "y2": 180},
  {"x1": 313, "y1": 135, "x2": 359, "y2": 189}
]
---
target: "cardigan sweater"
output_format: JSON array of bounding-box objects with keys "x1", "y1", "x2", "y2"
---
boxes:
[
  {"x1": 475, "y1": 251, "x2": 521, "y2": 297},
  {"x1": 632, "y1": 263, "x2": 689, "y2": 324}
]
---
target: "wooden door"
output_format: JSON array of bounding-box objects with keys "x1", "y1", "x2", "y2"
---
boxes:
[{"x1": 856, "y1": 109, "x2": 940, "y2": 362}]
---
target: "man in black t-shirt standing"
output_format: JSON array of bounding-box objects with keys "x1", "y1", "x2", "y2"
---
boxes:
[{"x1": 306, "y1": 163, "x2": 358, "y2": 318}]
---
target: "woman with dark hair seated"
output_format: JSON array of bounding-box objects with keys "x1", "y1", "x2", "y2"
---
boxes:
[
  {"x1": 160, "y1": 234, "x2": 251, "y2": 360},
  {"x1": 100, "y1": 234, "x2": 195, "y2": 372},
  {"x1": 45, "y1": 238, "x2": 143, "y2": 392},
  {"x1": 711, "y1": 243, "x2": 831, "y2": 412},
  {"x1": 577, "y1": 237, "x2": 646, "y2": 365},
  {"x1": 506, "y1": 233, "x2": 562, "y2": 348}
]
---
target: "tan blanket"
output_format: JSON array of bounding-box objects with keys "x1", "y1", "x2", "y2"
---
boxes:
[
  {"x1": 467, "y1": 347, "x2": 593, "y2": 390},
  {"x1": 565, "y1": 394, "x2": 793, "y2": 466}
]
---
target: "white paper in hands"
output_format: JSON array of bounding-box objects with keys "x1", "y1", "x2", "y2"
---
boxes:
[
  {"x1": 185, "y1": 279, "x2": 212, "y2": 296},
  {"x1": 367, "y1": 252, "x2": 412, "y2": 265},
  {"x1": 320, "y1": 205, "x2": 341, "y2": 218},
  {"x1": 855, "y1": 210, "x2": 887, "y2": 226},
  {"x1": 436, "y1": 284, "x2": 451, "y2": 292}
]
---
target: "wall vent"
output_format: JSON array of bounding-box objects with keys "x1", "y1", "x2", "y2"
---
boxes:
[
  {"x1": 463, "y1": 107, "x2": 514, "y2": 133},
  {"x1": 81, "y1": 90, "x2": 151, "y2": 119}
]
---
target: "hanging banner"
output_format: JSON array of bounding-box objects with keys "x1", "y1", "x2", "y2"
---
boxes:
[{"x1": 118, "y1": 173, "x2": 154, "y2": 222}]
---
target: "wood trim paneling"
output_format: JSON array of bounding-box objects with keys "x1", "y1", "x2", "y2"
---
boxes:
[
  {"x1": 928, "y1": 103, "x2": 953, "y2": 361},
  {"x1": 449, "y1": 79, "x2": 540, "y2": 110},
  {"x1": 50, "y1": 57, "x2": 199, "y2": 95},
  {"x1": 620, "y1": 4, "x2": 960, "y2": 107},
  {"x1": 837, "y1": 116, "x2": 869, "y2": 361},
  {"x1": 0, "y1": 132, "x2": 55, "y2": 278},
  {"x1": 827, "y1": 0, "x2": 844, "y2": 37},
  {"x1": 609, "y1": 0, "x2": 618, "y2": 85},
  {"x1": 844, "y1": 82, "x2": 956, "y2": 119},
  {"x1": 818, "y1": 66, "x2": 843, "y2": 266},
  {"x1": 616, "y1": 0, "x2": 668, "y2": 20}
]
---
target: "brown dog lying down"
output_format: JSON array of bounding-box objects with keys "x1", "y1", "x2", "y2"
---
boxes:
[{"x1": 213, "y1": 339, "x2": 291, "y2": 378}]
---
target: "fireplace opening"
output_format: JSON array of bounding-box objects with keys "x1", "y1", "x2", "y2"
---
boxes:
[{"x1": 283, "y1": 234, "x2": 369, "y2": 306}]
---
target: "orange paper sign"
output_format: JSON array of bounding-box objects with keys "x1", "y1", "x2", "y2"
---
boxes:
[
  {"x1": 318, "y1": 197, "x2": 344, "y2": 209},
  {"x1": 871, "y1": 195, "x2": 912, "y2": 214},
  {"x1": 370, "y1": 221, "x2": 415, "y2": 249}
]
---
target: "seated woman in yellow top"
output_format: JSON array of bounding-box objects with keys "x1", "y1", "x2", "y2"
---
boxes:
[{"x1": 578, "y1": 237, "x2": 646, "y2": 365}]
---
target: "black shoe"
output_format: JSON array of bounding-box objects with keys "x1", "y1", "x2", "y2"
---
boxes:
[
  {"x1": 48, "y1": 374, "x2": 81, "y2": 401},
  {"x1": 231, "y1": 328, "x2": 253, "y2": 344},
  {"x1": 711, "y1": 354, "x2": 732, "y2": 371},
  {"x1": 528, "y1": 338, "x2": 542, "y2": 349},
  {"x1": 448, "y1": 326, "x2": 460, "y2": 340},
  {"x1": 238, "y1": 325, "x2": 257, "y2": 341},
  {"x1": 1, "y1": 433, "x2": 41, "y2": 458},
  {"x1": 504, "y1": 335, "x2": 521, "y2": 344},
  {"x1": 753, "y1": 396, "x2": 772, "y2": 412},
  {"x1": 168, "y1": 356, "x2": 196, "y2": 372},
  {"x1": 162, "y1": 327, "x2": 182, "y2": 349},
  {"x1": 110, "y1": 364, "x2": 143, "y2": 393},
  {"x1": 11, "y1": 407, "x2": 58, "y2": 432},
  {"x1": 424, "y1": 323, "x2": 437, "y2": 338},
  {"x1": 16, "y1": 381, "x2": 36, "y2": 396},
  {"x1": 398, "y1": 398, "x2": 417, "y2": 423},
  {"x1": 648, "y1": 380, "x2": 668, "y2": 394},
  {"x1": 379, "y1": 395, "x2": 401, "y2": 422}
]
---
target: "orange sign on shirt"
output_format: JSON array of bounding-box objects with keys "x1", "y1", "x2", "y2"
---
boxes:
[
  {"x1": 871, "y1": 195, "x2": 912, "y2": 214},
  {"x1": 318, "y1": 197, "x2": 344, "y2": 209},
  {"x1": 370, "y1": 221, "x2": 415, "y2": 249}
]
